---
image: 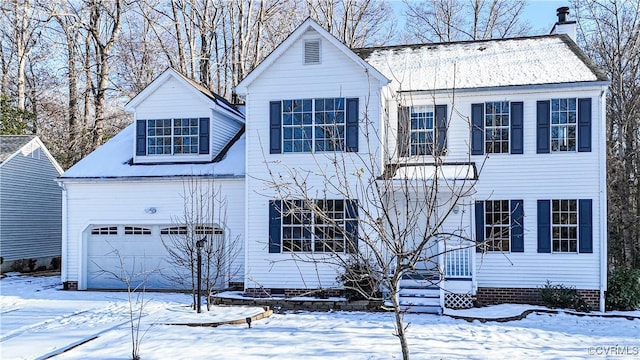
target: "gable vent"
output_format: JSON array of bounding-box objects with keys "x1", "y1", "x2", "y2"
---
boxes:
[{"x1": 304, "y1": 40, "x2": 321, "y2": 64}]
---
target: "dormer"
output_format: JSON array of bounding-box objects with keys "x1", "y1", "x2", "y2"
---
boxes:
[{"x1": 125, "y1": 68, "x2": 244, "y2": 164}]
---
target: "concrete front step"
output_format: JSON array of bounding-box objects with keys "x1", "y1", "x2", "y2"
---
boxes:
[
  {"x1": 399, "y1": 304, "x2": 442, "y2": 314},
  {"x1": 399, "y1": 279, "x2": 441, "y2": 289}
]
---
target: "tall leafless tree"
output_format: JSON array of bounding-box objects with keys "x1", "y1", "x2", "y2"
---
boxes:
[
  {"x1": 574, "y1": 0, "x2": 640, "y2": 268},
  {"x1": 262, "y1": 91, "x2": 492, "y2": 359},
  {"x1": 404, "y1": 0, "x2": 529, "y2": 42}
]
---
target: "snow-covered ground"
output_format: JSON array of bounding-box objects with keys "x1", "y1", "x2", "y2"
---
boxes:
[{"x1": 1, "y1": 274, "x2": 639, "y2": 360}]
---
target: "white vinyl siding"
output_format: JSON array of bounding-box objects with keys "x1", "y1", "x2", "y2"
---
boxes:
[
  {"x1": 243, "y1": 29, "x2": 381, "y2": 289},
  {"x1": 61, "y1": 179, "x2": 245, "y2": 290}
]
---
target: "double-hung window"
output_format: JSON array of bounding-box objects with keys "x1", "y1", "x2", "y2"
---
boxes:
[
  {"x1": 550, "y1": 98, "x2": 577, "y2": 152},
  {"x1": 537, "y1": 98, "x2": 591, "y2": 154},
  {"x1": 551, "y1": 199, "x2": 578, "y2": 252},
  {"x1": 471, "y1": 101, "x2": 522, "y2": 155},
  {"x1": 485, "y1": 101, "x2": 510, "y2": 154},
  {"x1": 537, "y1": 199, "x2": 592, "y2": 253},
  {"x1": 484, "y1": 200, "x2": 511, "y2": 251},
  {"x1": 475, "y1": 200, "x2": 524, "y2": 253},
  {"x1": 409, "y1": 106, "x2": 434, "y2": 156},
  {"x1": 271, "y1": 98, "x2": 358, "y2": 154},
  {"x1": 281, "y1": 98, "x2": 345, "y2": 153},
  {"x1": 147, "y1": 118, "x2": 199, "y2": 155},
  {"x1": 270, "y1": 199, "x2": 358, "y2": 253}
]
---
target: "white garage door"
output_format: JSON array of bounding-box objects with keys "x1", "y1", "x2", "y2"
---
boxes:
[{"x1": 87, "y1": 225, "x2": 176, "y2": 289}]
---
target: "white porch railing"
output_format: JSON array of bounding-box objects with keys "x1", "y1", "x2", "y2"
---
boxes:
[{"x1": 438, "y1": 240, "x2": 474, "y2": 279}]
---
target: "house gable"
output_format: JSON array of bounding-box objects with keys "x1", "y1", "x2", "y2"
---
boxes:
[
  {"x1": 126, "y1": 68, "x2": 244, "y2": 164},
  {"x1": 235, "y1": 18, "x2": 389, "y2": 95}
]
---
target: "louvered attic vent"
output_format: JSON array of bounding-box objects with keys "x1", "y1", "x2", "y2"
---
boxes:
[{"x1": 304, "y1": 40, "x2": 321, "y2": 64}]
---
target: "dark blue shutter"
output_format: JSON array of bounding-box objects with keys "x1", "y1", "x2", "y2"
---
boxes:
[
  {"x1": 537, "y1": 200, "x2": 551, "y2": 253},
  {"x1": 578, "y1": 98, "x2": 592, "y2": 152},
  {"x1": 397, "y1": 106, "x2": 410, "y2": 157},
  {"x1": 536, "y1": 100, "x2": 550, "y2": 154},
  {"x1": 471, "y1": 103, "x2": 484, "y2": 155},
  {"x1": 199, "y1": 117, "x2": 209, "y2": 154},
  {"x1": 136, "y1": 120, "x2": 146, "y2": 156},
  {"x1": 475, "y1": 201, "x2": 484, "y2": 253},
  {"x1": 345, "y1": 199, "x2": 359, "y2": 253},
  {"x1": 579, "y1": 199, "x2": 593, "y2": 253},
  {"x1": 436, "y1": 104, "x2": 447, "y2": 154},
  {"x1": 511, "y1": 102, "x2": 524, "y2": 154},
  {"x1": 511, "y1": 200, "x2": 524, "y2": 252},
  {"x1": 345, "y1": 98, "x2": 359, "y2": 152},
  {"x1": 269, "y1": 101, "x2": 282, "y2": 154},
  {"x1": 268, "y1": 200, "x2": 282, "y2": 253}
]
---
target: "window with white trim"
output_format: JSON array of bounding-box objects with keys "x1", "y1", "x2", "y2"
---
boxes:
[
  {"x1": 551, "y1": 98, "x2": 577, "y2": 152},
  {"x1": 485, "y1": 101, "x2": 510, "y2": 153},
  {"x1": 147, "y1": 118, "x2": 199, "y2": 155},
  {"x1": 281, "y1": 98, "x2": 345, "y2": 153},
  {"x1": 91, "y1": 226, "x2": 117, "y2": 235},
  {"x1": 281, "y1": 199, "x2": 352, "y2": 253},
  {"x1": 552, "y1": 199, "x2": 578, "y2": 252},
  {"x1": 484, "y1": 200, "x2": 510, "y2": 251},
  {"x1": 409, "y1": 105, "x2": 434, "y2": 156},
  {"x1": 160, "y1": 226, "x2": 188, "y2": 235},
  {"x1": 124, "y1": 226, "x2": 151, "y2": 235}
]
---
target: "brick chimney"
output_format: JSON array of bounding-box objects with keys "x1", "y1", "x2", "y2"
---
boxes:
[{"x1": 550, "y1": 6, "x2": 576, "y2": 41}]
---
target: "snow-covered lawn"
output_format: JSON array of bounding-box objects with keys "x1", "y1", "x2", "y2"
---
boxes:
[{"x1": 1, "y1": 274, "x2": 639, "y2": 360}]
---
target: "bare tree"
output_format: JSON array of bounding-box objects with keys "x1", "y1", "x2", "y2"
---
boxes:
[
  {"x1": 305, "y1": 0, "x2": 396, "y2": 47},
  {"x1": 403, "y1": 0, "x2": 529, "y2": 43},
  {"x1": 162, "y1": 177, "x2": 242, "y2": 311},
  {"x1": 86, "y1": 0, "x2": 122, "y2": 149},
  {"x1": 574, "y1": 0, "x2": 640, "y2": 268},
  {"x1": 261, "y1": 90, "x2": 491, "y2": 359},
  {"x1": 97, "y1": 246, "x2": 153, "y2": 360}
]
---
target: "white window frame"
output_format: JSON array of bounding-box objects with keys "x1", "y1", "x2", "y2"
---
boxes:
[
  {"x1": 409, "y1": 105, "x2": 434, "y2": 156},
  {"x1": 281, "y1": 199, "x2": 352, "y2": 253},
  {"x1": 485, "y1": 101, "x2": 510, "y2": 154},
  {"x1": 550, "y1": 98, "x2": 577, "y2": 152},
  {"x1": 147, "y1": 118, "x2": 199, "y2": 156},
  {"x1": 551, "y1": 199, "x2": 578, "y2": 253},
  {"x1": 484, "y1": 200, "x2": 511, "y2": 252},
  {"x1": 281, "y1": 98, "x2": 345, "y2": 153}
]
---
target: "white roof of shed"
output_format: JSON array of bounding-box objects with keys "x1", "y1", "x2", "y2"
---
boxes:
[
  {"x1": 355, "y1": 35, "x2": 607, "y2": 91},
  {"x1": 60, "y1": 124, "x2": 245, "y2": 179}
]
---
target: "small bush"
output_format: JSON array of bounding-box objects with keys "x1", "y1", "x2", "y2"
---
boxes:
[
  {"x1": 540, "y1": 281, "x2": 590, "y2": 312},
  {"x1": 606, "y1": 267, "x2": 640, "y2": 311},
  {"x1": 9, "y1": 259, "x2": 25, "y2": 272},
  {"x1": 50, "y1": 257, "x2": 61, "y2": 270},
  {"x1": 338, "y1": 257, "x2": 381, "y2": 301}
]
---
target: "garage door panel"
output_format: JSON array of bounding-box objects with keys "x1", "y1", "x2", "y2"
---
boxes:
[
  {"x1": 87, "y1": 225, "x2": 223, "y2": 290},
  {"x1": 87, "y1": 228, "x2": 182, "y2": 290}
]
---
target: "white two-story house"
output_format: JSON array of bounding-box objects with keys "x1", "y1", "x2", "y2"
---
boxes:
[{"x1": 59, "y1": 11, "x2": 608, "y2": 312}]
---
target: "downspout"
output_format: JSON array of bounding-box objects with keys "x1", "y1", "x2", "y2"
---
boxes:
[
  {"x1": 58, "y1": 181, "x2": 68, "y2": 283},
  {"x1": 598, "y1": 88, "x2": 607, "y2": 312},
  {"x1": 243, "y1": 92, "x2": 250, "y2": 292}
]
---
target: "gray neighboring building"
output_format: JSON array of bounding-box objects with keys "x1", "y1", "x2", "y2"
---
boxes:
[{"x1": 0, "y1": 135, "x2": 63, "y2": 272}]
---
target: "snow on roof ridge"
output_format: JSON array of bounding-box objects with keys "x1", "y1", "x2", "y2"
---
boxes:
[{"x1": 357, "y1": 34, "x2": 607, "y2": 91}]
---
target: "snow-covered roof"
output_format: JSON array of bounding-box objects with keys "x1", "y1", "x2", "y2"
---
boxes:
[
  {"x1": 355, "y1": 35, "x2": 607, "y2": 91},
  {"x1": 0, "y1": 135, "x2": 35, "y2": 163},
  {"x1": 0, "y1": 135, "x2": 64, "y2": 173},
  {"x1": 125, "y1": 68, "x2": 244, "y2": 122},
  {"x1": 60, "y1": 124, "x2": 245, "y2": 180}
]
